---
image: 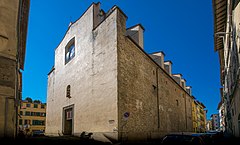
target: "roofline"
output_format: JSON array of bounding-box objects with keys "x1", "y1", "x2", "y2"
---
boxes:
[
  {"x1": 172, "y1": 73, "x2": 183, "y2": 77},
  {"x1": 164, "y1": 60, "x2": 173, "y2": 64},
  {"x1": 181, "y1": 78, "x2": 187, "y2": 82},
  {"x1": 186, "y1": 86, "x2": 192, "y2": 88},
  {"x1": 18, "y1": 0, "x2": 30, "y2": 70},
  {"x1": 191, "y1": 95, "x2": 196, "y2": 99},
  {"x1": 21, "y1": 100, "x2": 47, "y2": 105},
  {"x1": 93, "y1": 5, "x2": 128, "y2": 31},
  {"x1": 48, "y1": 66, "x2": 55, "y2": 75},
  {"x1": 54, "y1": 2, "x2": 100, "y2": 51},
  {"x1": 127, "y1": 23, "x2": 145, "y2": 31},
  {"x1": 149, "y1": 51, "x2": 165, "y2": 56},
  {"x1": 195, "y1": 100, "x2": 206, "y2": 108},
  {"x1": 126, "y1": 35, "x2": 194, "y2": 99},
  {"x1": 55, "y1": 3, "x2": 128, "y2": 51},
  {"x1": 217, "y1": 100, "x2": 223, "y2": 110}
]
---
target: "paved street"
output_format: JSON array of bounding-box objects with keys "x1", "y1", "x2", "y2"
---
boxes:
[
  {"x1": 1, "y1": 136, "x2": 110, "y2": 145},
  {"x1": 1, "y1": 135, "x2": 240, "y2": 145}
]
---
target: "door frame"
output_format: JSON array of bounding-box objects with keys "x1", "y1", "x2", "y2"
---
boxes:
[{"x1": 62, "y1": 104, "x2": 74, "y2": 135}]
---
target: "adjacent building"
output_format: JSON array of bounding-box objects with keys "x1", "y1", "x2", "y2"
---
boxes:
[
  {"x1": 192, "y1": 100, "x2": 198, "y2": 132},
  {"x1": 18, "y1": 99, "x2": 46, "y2": 134},
  {"x1": 213, "y1": 0, "x2": 240, "y2": 137},
  {"x1": 211, "y1": 114, "x2": 220, "y2": 131},
  {"x1": 206, "y1": 120, "x2": 213, "y2": 131},
  {"x1": 46, "y1": 3, "x2": 195, "y2": 141},
  {"x1": 217, "y1": 95, "x2": 226, "y2": 132},
  {"x1": 192, "y1": 100, "x2": 207, "y2": 132},
  {"x1": 0, "y1": 0, "x2": 30, "y2": 138}
]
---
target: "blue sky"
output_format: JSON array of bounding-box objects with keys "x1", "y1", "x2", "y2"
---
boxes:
[{"x1": 23, "y1": 0, "x2": 220, "y2": 119}]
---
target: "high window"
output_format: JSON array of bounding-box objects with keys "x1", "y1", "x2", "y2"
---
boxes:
[
  {"x1": 66, "y1": 85, "x2": 71, "y2": 98},
  {"x1": 26, "y1": 104, "x2": 31, "y2": 107},
  {"x1": 65, "y1": 38, "x2": 75, "y2": 64},
  {"x1": 41, "y1": 105, "x2": 45, "y2": 109},
  {"x1": 34, "y1": 104, "x2": 38, "y2": 108}
]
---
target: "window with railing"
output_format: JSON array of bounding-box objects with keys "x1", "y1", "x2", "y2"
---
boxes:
[{"x1": 25, "y1": 111, "x2": 30, "y2": 116}]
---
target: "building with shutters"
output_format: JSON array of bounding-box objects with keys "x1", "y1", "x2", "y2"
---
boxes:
[
  {"x1": 213, "y1": 0, "x2": 240, "y2": 137},
  {"x1": 18, "y1": 99, "x2": 46, "y2": 134}
]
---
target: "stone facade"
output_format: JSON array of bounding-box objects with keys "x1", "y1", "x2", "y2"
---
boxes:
[
  {"x1": 211, "y1": 114, "x2": 220, "y2": 131},
  {"x1": 46, "y1": 3, "x2": 118, "y2": 141},
  {"x1": 0, "y1": 0, "x2": 30, "y2": 138},
  {"x1": 46, "y1": 3, "x2": 194, "y2": 141}
]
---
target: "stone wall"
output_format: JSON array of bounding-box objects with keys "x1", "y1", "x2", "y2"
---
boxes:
[
  {"x1": 47, "y1": 3, "x2": 194, "y2": 141},
  {"x1": 0, "y1": 56, "x2": 16, "y2": 137},
  {"x1": 117, "y1": 9, "x2": 193, "y2": 141}
]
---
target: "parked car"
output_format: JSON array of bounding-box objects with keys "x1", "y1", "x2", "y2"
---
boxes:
[
  {"x1": 161, "y1": 133, "x2": 205, "y2": 145},
  {"x1": 32, "y1": 130, "x2": 45, "y2": 137}
]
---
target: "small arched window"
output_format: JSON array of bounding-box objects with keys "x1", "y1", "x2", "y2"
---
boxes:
[{"x1": 66, "y1": 85, "x2": 71, "y2": 98}]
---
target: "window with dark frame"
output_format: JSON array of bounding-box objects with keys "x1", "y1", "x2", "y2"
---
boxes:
[
  {"x1": 25, "y1": 111, "x2": 30, "y2": 116},
  {"x1": 41, "y1": 105, "x2": 45, "y2": 109},
  {"x1": 34, "y1": 104, "x2": 38, "y2": 108},
  {"x1": 36, "y1": 112, "x2": 41, "y2": 116},
  {"x1": 24, "y1": 119, "x2": 30, "y2": 125},
  {"x1": 65, "y1": 38, "x2": 75, "y2": 64},
  {"x1": 19, "y1": 119, "x2": 22, "y2": 125},
  {"x1": 66, "y1": 110, "x2": 72, "y2": 120},
  {"x1": 66, "y1": 85, "x2": 71, "y2": 98},
  {"x1": 32, "y1": 120, "x2": 45, "y2": 126},
  {"x1": 41, "y1": 112, "x2": 46, "y2": 117},
  {"x1": 26, "y1": 104, "x2": 31, "y2": 107}
]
